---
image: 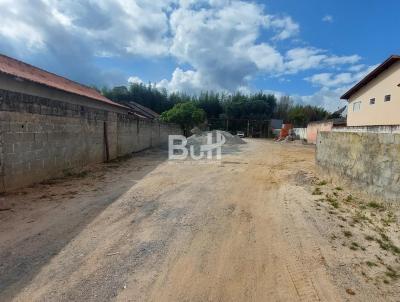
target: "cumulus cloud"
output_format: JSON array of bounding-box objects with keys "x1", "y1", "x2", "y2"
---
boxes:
[
  {"x1": 306, "y1": 64, "x2": 377, "y2": 88},
  {"x1": 267, "y1": 16, "x2": 300, "y2": 40},
  {"x1": 0, "y1": 0, "x2": 366, "y2": 109},
  {"x1": 322, "y1": 15, "x2": 333, "y2": 23},
  {"x1": 163, "y1": 1, "x2": 293, "y2": 92},
  {"x1": 127, "y1": 76, "x2": 144, "y2": 84},
  {"x1": 283, "y1": 48, "x2": 361, "y2": 74},
  {"x1": 0, "y1": 0, "x2": 173, "y2": 85},
  {"x1": 299, "y1": 64, "x2": 378, "y2": 111},
  {"x1": 306, "y1": 73, "x2": 355, "y2": 88}
]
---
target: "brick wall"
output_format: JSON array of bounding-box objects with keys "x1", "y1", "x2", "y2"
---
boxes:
[{"x1": 0, "y1": 89, "x2": 181, "y2": 192}]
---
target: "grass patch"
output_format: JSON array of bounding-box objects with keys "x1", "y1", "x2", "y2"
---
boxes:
[
  {"x1": 366, "y1": 261, "x2": 377, "y2": 267},
  {"x1": 343, "y1": 230, "x2": 352, "y2": 238},
  {"x1": 317, "y1": 180, "x2": 327, "y2": 186},
  {"x1": 352, "y1": 211, "x2": 371, "y2": 224},
  {"x1": 350, "y1": 242, "x2": 359, "y2": 250},
  {"x1": 385, "y1": 266, "x2": 400, "y2": 280},
  {"x1": 335, "y1": 186, "x2": 343, "y2": 191},
  {"x1": 375, "y1": 233, "x2": 400, "y2": 255},
  {"x1": 364, "y1": 235, "x2": 375, "y2": 241},
  {"x1": 381, "y1": 211, "x2": 396, "y2": 226},
  {"x1": 331, "y1": 201, "x2": 339, "y2": 209},
  {"x1": 312, "y1": 187, "x2": 323, "y2": 195},
  {"x1": 344, "y1": 195, "x2": 353, "y2": 203},
  {"x1": 367, "y1": 201, "x2": 384, "y2": 210},
  {"x1": 325, "y1": 194, "x2": 339, "y2": 208}
]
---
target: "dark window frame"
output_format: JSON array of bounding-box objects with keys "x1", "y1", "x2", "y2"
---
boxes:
[
  {"x1": 370, "y1": 98, "x2": 376, "y2": 105},
  {"x1": 384, "y1": 95, "x2": 391, "y2": 102}
]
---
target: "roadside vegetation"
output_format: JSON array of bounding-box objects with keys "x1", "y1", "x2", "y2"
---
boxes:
[
  {"x1": 309, "y1": 178, "x2": 400, "y2": 288},
  {"x1": 100, "y1": 83, "x2": 336, "y2": 128}
]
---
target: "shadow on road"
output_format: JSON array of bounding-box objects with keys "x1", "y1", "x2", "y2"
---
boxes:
[{"x1": 0, "y1": 148, "x2": 168, "y2": 301}]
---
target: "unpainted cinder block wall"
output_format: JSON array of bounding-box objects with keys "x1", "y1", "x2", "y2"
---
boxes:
[
  {"x1": 316, "y1": 131, "x2": 400, "y2": 202},
  {"x1": 0, "y1": 89, "x2": 181, "y2": 192}
]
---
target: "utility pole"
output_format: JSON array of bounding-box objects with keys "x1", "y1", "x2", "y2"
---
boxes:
[{"x1": 247, "y1": 120, "x2": 250, "y2": 137}]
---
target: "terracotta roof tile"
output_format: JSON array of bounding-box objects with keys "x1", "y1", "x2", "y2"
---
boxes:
[{"x1": 0, "y1": 54, "x2": 127, "y2": 109}]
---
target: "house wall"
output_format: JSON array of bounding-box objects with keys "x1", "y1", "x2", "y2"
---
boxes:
[
  {"x1": 0, "y1": 72, "x2": 127, "y2": 114},
  {"x1": 347, "y1": 61, "x2": 400, "y2": 126},
  {"x1": 306, "y1": 121, "x2": 333, "y2": 144},
  {"x1": 316, "y1": 131, "x2": 400, "y2": 202},
  {"x1": 0, "y1": 89, "x2": 181, "y2": 192},
  {"x1": 293, "y1": 128, "x2": 307, "y2": 140}
]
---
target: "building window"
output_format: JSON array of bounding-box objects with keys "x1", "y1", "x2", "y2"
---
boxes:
[
  {"x1": 370, "y1": 98, "x2": 375, "y2": 105},
  {"x1": 353, "y1": 101, "x2": 361, "y2": 112},
  {"x1": 385, "y1": 95, "x2": 391, "y2": 102}
]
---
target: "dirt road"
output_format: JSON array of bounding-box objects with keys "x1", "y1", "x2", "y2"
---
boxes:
[{"x1": 1, "y1": 140, "x2": 399, "y2": 301}]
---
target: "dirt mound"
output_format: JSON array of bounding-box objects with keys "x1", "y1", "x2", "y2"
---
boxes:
[
  {"x1": 187, "y1": 130, "x2": 245, "y2": 146},
  {"x1": 186, "y1": 130, "x2": 246, "y2": 155}
]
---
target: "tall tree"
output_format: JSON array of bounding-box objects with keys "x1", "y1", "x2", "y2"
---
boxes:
[{"x1": 160, "y1": 102, "x2": 206, "y2": 135}]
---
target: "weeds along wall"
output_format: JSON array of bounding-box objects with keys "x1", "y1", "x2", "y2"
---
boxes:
[
  {"x1": 316, "y1": 131, "x2": 400, "y2": 202},
  {"x1": 0, "y1": 89, "x2": 181, "y2": 192}
]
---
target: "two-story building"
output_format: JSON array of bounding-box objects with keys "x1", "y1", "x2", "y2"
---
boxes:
[{"x1": 341, "y1": 55, "x2": 400, "y2": 126}]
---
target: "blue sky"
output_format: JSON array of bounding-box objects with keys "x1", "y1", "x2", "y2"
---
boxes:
[{"x1": 0, "y1": 0, "x2": 399, "y2": 111}]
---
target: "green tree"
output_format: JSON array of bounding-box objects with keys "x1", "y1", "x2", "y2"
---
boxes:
[
  {"x1": 274, "y1": 96, "x2": 294, "y2": 122},
  {"x1": 196, "y1": 91, "x2": 223, "y2": 118},
  {"x1": 288, "y1": 105, "x2": 329, "y2": 127},
  {"x1": 160, "y1": 102, "x2": 206, "y2": 135},
  {"x1": 223, "y1": 92, "x2": 276, "y2": 120}
]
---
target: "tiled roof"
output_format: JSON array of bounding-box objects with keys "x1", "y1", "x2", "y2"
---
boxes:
[
  {"x1": 125, "y1": 101, "x2": 160, "y2": 119},
  {"x1": 0, "y1": 54, "x2": 127, "y2": 109}
]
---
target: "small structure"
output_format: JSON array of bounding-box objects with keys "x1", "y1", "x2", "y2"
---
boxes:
[
  {"x1": 307, "y1": 118, "x2": 346, "y2": 144},
  {"x1": 125, "y1": 101, "x2": 160, "y2": 119},
  {"x1": 341, "y1": 55, "x2": 400, "y2": 127}
]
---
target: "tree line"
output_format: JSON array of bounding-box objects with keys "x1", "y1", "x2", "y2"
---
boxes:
[{"x1": 101, "y1": 83, "x2": 337, "y2": 131}]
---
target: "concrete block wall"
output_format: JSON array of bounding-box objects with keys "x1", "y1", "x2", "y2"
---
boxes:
[
  {"x1": 316, "y1": 131, "x2": 400, "y2": 202},
  {"x1": 0, "y1": 89, "x2": 181, "y2": 192}
]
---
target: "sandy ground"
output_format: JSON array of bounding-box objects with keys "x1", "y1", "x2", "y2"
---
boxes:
[{"x1": 0, "y1": 139, "x2": 399, "y2": 301}]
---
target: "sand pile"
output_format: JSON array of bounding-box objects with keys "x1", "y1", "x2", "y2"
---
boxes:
[{"x1": 186, "y1": 130, "x2": 246, "y2": 155}]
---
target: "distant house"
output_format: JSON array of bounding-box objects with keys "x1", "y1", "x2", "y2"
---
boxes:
[
  {"x1": 306, "y1": 118, "x2": 346, "y2": 144},
  {"x1": 123, "y1": 101, "x2": 160, "y2": 120},
  {"x1": 341, "y1": 55, "x2": 400, "y2": 126}
]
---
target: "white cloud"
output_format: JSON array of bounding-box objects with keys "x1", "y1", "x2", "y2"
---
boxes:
[
  {"x1": 166, "y1": 1, "x2": 294, "y2": 92},
  {"x1": 0, "y1": 0, "x2": 367, "y2": 110},
  {"x1": 294, "y1": 87, "x2": 348, "y2": 112},
  {"x1": 127, "y1": 76, "x2": 144, "y2": 84},
  {"x1": 267, "y1": 16, "x2": 300, "y2": 40},
  {"x1": 300, "y1": 64, "x2": 378, "y2": 111},
  {"x1": 283, "y1": 48, "x2": 361, "y2": 74},
  {"x1": 247, "y1": 44, "x2": 284, "y2": 71},
  {"x1": 157, "y1": 68, "x2": 206, "y2": 92},
  {"x1": 306, "y1": 64, "x2": 377, "y2": 88},
  {"x1": 324, "y1": 54, "x2": 361, "y2": 65},
  {"x1": 322, "y1": 15, "x2": 333, "y2": 23},
  {"x1": 306, "y1": 72, "x2": 355, "y2": 88},
  {"x1": 0, "y1": 0, "x2": 173, "y2": 57}
]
